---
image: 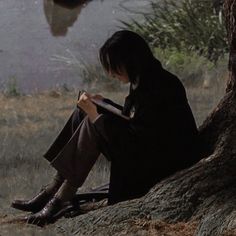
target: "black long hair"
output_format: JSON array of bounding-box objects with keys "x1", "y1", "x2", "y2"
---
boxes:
[{"x1": 99, "y1": 30, "x2": 155, "y2": 84}]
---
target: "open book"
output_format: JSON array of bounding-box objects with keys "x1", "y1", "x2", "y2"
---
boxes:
[{"x1": 91, "y1": 98, "x2": 130, "y2": 120}]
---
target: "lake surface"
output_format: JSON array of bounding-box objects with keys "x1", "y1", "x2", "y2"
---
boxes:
[{"x1": 0, "y1": 0, "x2": 150, "y2": 93}]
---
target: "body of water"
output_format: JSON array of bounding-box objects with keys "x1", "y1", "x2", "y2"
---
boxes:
[{"x1": 0, "y1": 0, "x2": 150, "y2": 93}]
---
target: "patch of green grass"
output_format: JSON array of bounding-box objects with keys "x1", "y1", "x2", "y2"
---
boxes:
[
  {"x1": 4, "y1": 76, "x2": 21, "y2": 97},
  {"x1": 153, "y1": 48, "x2": 228, "y2": 87}
]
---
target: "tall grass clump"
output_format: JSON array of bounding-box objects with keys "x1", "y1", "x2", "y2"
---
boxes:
[
  {"x1": 122, "y1": 0, "x2": 227, "y2": 63},
  {"x1": 79, "y1": 62, "x2": 124, "y2": 92},
  {"x1": 4, "y1": 76, "x2": 21, "y2": 97},
  {"x1": 51, "y1": 50, "x2": 124, "y2": 92}
]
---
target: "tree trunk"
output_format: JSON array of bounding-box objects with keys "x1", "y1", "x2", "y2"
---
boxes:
[{"x1": 54, "y1": 1, "x2": 236, "y2": 235}]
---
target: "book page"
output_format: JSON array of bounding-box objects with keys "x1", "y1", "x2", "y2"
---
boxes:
[{"x1": 91, "y1": 98, "x2": 130, "y2": 120}]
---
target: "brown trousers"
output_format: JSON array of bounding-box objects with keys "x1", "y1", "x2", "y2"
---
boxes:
[{"x1": 43, "y1": 108, "x2": 102, "y2": 188}]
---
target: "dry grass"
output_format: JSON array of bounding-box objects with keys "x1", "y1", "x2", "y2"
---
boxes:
[
  {"x1": 0, "y1": 89, "x2": 122, "y2": 206},
  {"x1": 0, "y1": 78, "x2": 227, "y2": 235}
]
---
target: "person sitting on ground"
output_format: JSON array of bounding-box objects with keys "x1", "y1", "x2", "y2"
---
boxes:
[{"x1": 11, "y1": 30, "x2": 203, "y2": 226}]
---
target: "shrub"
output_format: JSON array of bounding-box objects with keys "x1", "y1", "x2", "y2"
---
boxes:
[
  {"x1": 121, "y1": 0, "x2": 228, "y2": 63},
  {"x1": 154, "y1": 47, "x2": 228, "y2": 86}
]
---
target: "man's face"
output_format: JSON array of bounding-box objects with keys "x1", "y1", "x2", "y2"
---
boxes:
[{"x1": 108, "y1": 68, "x2": 129, "y2": 84}]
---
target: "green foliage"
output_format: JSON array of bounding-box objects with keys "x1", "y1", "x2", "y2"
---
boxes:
[
  {"x1": 122, "y1": 0, "x2": 228, "y2": 62},
  {"x1": 157, "y1": 48, "x2": 227, "y2": 86}
]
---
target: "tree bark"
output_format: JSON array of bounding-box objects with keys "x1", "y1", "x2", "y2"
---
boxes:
[
  {"x1": 224, "y1": 0, "x2": 236, "y2": 92},
  {"x1": 54, "y1": 1, "x2": 236, "y2": 235}
]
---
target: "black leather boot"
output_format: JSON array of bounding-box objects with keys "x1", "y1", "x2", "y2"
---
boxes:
[
  {"x1": 11, "y1": 187, "x2": 53, "y2": 213},
  {"x1": 25, "y1": 197, "x2": 71, "y2": 227}
]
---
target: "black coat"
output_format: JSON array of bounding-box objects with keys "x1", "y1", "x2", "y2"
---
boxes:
[{"x1": 93, "y1": 59, "x2": 202, "y2": 204}]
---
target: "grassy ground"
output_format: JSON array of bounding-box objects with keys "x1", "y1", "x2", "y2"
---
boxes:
[{"x1": 0, "y1": 76, "x2": 226, "y2": 235}]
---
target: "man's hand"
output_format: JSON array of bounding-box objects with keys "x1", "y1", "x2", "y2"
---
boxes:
[
  {"x1": 91, "y1": 94, "x2": 104, "y2": 101},
  {"x1": 77, "y1": 92, "x2": 100, "y2": 122}
]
